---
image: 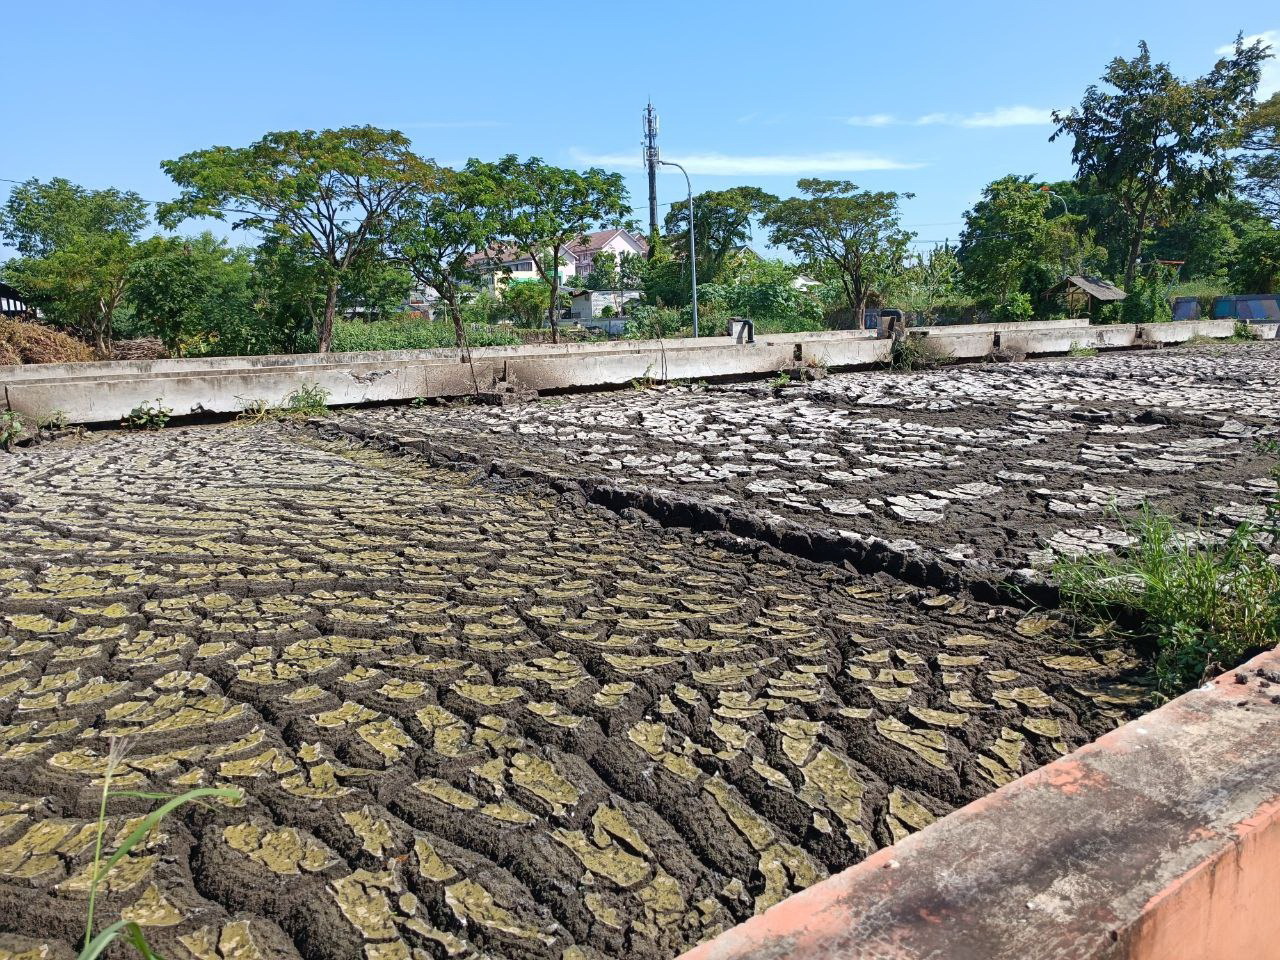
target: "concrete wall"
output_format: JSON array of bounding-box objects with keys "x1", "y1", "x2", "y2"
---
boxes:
[
  {"x1": 681, "y1": 649, "x2": 1280, "y2": 960},
  {"x1": 0, "y1": 318, "x2": 1244, "y2": 425},
  {"x1": 1139, "y1": 318, "x2": 1236, "y2": 343}
]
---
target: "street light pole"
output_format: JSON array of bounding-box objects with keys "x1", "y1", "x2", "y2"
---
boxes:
[
  {"x1": 657, "y1": 158, "x2": 698, "y2": 338},
  {"x1": 1040, "y1": 184, "x2": 1068, "y2": 217}
]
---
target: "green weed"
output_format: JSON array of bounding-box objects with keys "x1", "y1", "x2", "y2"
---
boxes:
[
  {"x1": 79, "y1": 738, "x2": 243, "y2": 958},
  {"x1": 890, "y1": 335, "x2": 948, "y2": 372},
  {"x1": 768, "y1": 372, "x2": 794, "y2": 390},
  {"x1": 282, "y1": 383, "x2": 330, "y2": 417},
  {"x1": 1, "y1": 410, "x2": 24, "y2": 450},
  {"x1": 1055, "y1": 507, "x2": 1280, "y2": 699},
  {"x1": 37, "y1": 410, "x2": 70, "y2": 431},
  {"x1": 236, "y1": 383, "x2": 330, "y2": 425},
  {"x1": 1067, "y1": 341, "x2": 1098, "y2": 357},
  {"x1": 122, "y1": 400, "x2": 170, "y2": 431}
]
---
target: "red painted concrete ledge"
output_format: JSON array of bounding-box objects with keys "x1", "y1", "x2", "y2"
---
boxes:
[{"x1": 682, "y1": 650, "x2": 1280, "y2": 960}]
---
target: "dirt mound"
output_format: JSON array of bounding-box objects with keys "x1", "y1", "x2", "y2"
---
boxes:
[{"x1": 0, "y1": 319, "x2": 96, "y2": 365}]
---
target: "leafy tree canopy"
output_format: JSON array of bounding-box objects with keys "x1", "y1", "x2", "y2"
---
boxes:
[
  {"x1": 158, "y1": 126, "x2": 429, "y2": 351},
  {"x1": 0, "y1": 177, "x2": 148, "y2": 258},
  {"x1": 1051, "y1": 36, "x2": 1270, "y2": 288},
  {"x1": 663, "y1": 186, "x2": 779, "y2": 284},
  {"x1": 958, "y1": 175, "x2": 1106, "y2": 319},
  {"x1": 479, "y1": 155, "x2": 630, "y2": 340},
  {"x1": 387, "y1": 162, "x2": 502, "y2": 345},
  {"x1": 1240, "y1": 92, "x2": 1280, "y2": 223},
  {"x1": 763, "y1": 179, "x2": 913, "y2": 328}
]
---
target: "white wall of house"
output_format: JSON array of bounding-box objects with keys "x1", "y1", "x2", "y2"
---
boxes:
[
  {"x1": 569, "y1": 289, "x2": 642, "y2": 319},
  {"x1": 573, "y1": 231, "x2": 647, "y2": 276}
]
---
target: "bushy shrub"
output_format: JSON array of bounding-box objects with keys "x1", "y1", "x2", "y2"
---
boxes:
[
  {"x1": 1120, "y1": 273, "x2": 1174, "y2": 324},
  {"x1": 624, "y1": 304, "x2": 684, "y2": 339}
]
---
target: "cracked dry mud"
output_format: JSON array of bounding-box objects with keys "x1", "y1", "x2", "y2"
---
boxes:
[
  {"x1": 353, "y1": 341, "x2": 1279, "y2": 586},
  {"x1": 0, "y1": 411, "x2": 1155, "y2": 960}
]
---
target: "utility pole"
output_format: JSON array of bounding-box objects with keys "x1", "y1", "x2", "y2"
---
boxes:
[{"x1": 643, "y1": 102, "x2": 659, "y2": 258}]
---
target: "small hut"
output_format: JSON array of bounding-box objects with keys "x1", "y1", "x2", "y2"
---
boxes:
[{"x1": 1047, "y1": 276, "x2": 1127, "y2": 316}]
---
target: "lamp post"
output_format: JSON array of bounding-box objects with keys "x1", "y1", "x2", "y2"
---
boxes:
[
  {"x1": 657, "y1": 158, "x2": 698, "y2": 338},
  {"x1": 1039, "y1": 184, "x2": 1068, "y2": 217}
]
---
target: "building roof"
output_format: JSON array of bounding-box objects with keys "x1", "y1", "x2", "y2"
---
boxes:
[
  {"x1": 1062, "y1": 276, "x2": 1128, "y2": 302},
  {"x1": 567, "y1": 228, "x2": 649, "y2": 257}
]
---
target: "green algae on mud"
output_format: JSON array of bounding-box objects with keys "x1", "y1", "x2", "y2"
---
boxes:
[{"x1": 0, "y1": 424, "x2": 1150, "y2": 959}]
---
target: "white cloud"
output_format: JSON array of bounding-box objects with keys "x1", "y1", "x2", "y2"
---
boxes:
[
  {"x1": 845, "y1": 113, "x2": 896, "y2": 127},
  {"x1": 569, "y1": 148, "x2": 923, "y2": 176},
  {"x1": 846, "y1": 106, "x2": 1054, "y2": 128},
  {"x1": 1217, "y1": 31, "x2": 1279, "y2": 98}
]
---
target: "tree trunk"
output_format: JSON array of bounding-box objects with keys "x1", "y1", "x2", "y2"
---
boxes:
[
  {"x1": 548, "y1": 264, "x2": 560, "y2": 345},
  {"x1": 1123, "y1": 189, "x2": 1156, "y2": 291},
  {"x1": 318, "y1": 281, "x2": 339, "y2": 353},
  {"x1": 448, "y1": 292, "x2": 465, "y2": 349}
]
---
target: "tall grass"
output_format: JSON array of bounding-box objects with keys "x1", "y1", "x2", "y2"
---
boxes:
[
  {"x1": 329, "y1": 318, "x2": 520, "y2": 352},
  {"x1": 1055, "y1": 504, "x2": 1280, "y2": 698}
]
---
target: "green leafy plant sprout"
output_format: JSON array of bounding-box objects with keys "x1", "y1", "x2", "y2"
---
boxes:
[
  {"x1": 282, "y1": 382, "x2": 330, "y2": 417},
  {"x1": 37, "y1": 409, "x2": 70, "y2": 431},
  {"x1": 235, "y1": 383, "x2": 330, "y2": 425},
  {"x1": 1067, "y1": 341, "x2": 1097, "y2": 357},
  {"x1": 80, "y1": 738, "x2": 243, "y2": 959},
  {"x1": 122, "y1": 400, "x2": 171, "y2": 430},
  {"x1": 1, "y1": 410, "x2": 25, "y2": 450},
  {"x1": 409, "y1": 396, "x2": 429, "y2": 408},
  {"x1": 768, "y1": 371, "x2": 794, "y2": 390}
]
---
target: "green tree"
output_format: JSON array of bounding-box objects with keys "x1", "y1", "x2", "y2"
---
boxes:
[
  {"x1": 581, "y1": 250, "x2": 619, "y2": 290},
  {"x1": 958, "y1": 175, "x2": 1105, "y2": 319},
  {"x1": 127, "y1": 233, "x2": 243, "y2": 353},
  {"x1": 1240, "y1": 92, "x2": 1280, "y2": 223},
  {"x1": 699, "y1": 257, "x2": 823, "y2": 330},
  {"x1": 0, "y1": 177, "x2": 149, "y2": 353},
  {"x1": 337, "y1": 251, "x2": 413, "y2": 322},
  {"x1": 387, "y1": 163, "x2": 501, "y2": 346},
  {"x1": 663, "y1": 186, "x2": 779, "y2": 284},
  {"x1": 1051, "y1": 36, "x2": 1270, "y2": 289},
  {"x1": 249, "y1": 239, "x2": 329, "y2": 353},
  {"x1": 481, "y1": 156, "x2": 630, "y2": 342},
  {"x1": 3, "y1": 235, "x2": 137, "y2": 353},
  {"x1": 501, "y1": 279, "x2": 552, "y2": 327},
  {"x1": 1230, "y1": 221, "x2": 1280, "y2": 292},
  {"x1": 889, "y1": 243, "x2": 963, "y2": 322},
  {"x1": 0, "y1": 177, "x2": 147, "y2": 258},
  {"x1": 763, "y1": 179, "x2": 913, "y2": 329},
  {"x1": 158, "y1": 126, "x2": 427, "y2": 352}
]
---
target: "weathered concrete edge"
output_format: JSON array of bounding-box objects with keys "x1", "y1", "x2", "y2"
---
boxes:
[{"x1": 680, "y1": 651, "x2": 1280, "y2": 960}]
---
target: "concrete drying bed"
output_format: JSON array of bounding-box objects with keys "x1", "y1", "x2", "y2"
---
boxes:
[
  {"x1": 344, "y1": 341, "x2": 1280, "y2": 590},
  {"x1": 0, "y1": 425, "x2": 1149, "y2": 960}
]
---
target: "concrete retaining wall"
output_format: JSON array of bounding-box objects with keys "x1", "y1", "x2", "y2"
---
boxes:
[
  {"x1": 0, "y1": 318, "x2": 1243, "y2": 425},
  {"x1": 1139, "y1": 318, "x2": 1236, "y2": 343},
  {"x1": 681, "y1": 649, "x2": 1280, "y2": 960}
]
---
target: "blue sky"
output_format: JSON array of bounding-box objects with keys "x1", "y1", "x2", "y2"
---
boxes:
[{"x1": 2, "y1": 0, "x2": 1276, "y2": 258}]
